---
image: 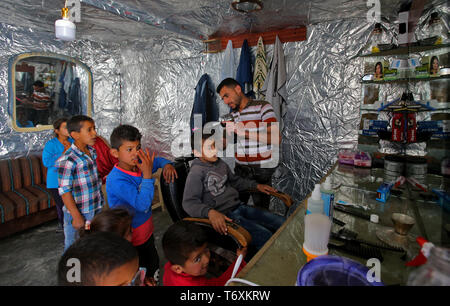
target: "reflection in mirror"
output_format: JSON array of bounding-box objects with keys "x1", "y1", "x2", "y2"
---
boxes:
[{"x1": 10, "y1": 53, "x2": 92, "y2": 131}]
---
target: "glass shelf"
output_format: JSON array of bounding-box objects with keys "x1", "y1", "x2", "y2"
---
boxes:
[
  {"x1": 361, "y1": 74, "x2": 450, "y2": 85},
  {"x1": 359, "y1": 43, "x2": 450, "y2": 58}
]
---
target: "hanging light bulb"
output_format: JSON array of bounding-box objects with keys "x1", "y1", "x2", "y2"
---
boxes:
[{"x1": 55, "y1": 6, "x2": 76, "y2": 41}]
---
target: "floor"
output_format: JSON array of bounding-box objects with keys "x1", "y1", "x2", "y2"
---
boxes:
[{"x1": 0, "y1": 207, "x2": 173, "y2": 286}]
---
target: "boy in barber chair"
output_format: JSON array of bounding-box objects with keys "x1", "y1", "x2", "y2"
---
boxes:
[{"x1": 182, "y1": 132, "x2": 286, "y2": 253}]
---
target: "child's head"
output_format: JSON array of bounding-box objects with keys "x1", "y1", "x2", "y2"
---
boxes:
[
  {"x1": 79, "y1": 208, "x2": 133, "y2": 242},
  {"x1": 67, "y1": 115, "x2": 97, "y2": 146},
  {"x1": 110, "y1": 125, "x2": 143, "y2": 169},
  {"x1": 53, "y1": 117, "x2": 69, "y2": 138},
  {"x1": 191, "y1": 132, "x2": 218, "y2": 163},
  {"x1": 162, "y1": 220, "x2": 210, "y2": 276},
  {"x1": 58, "y1": 231, "x2": 139, "y2": 286}
]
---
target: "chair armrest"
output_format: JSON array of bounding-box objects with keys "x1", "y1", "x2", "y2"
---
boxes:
[
  {"x1": 248, "y1": 189, "x2": 294, "y2": 208},
  {"x1": 183, "y1": 217, "x2": 251, "y2": 248}
]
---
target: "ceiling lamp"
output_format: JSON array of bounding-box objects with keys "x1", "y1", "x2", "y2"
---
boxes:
[
  {"x1": 231, "y1": 0, "x2": 263, "y2": 13},
  {"x1": 55, "y1": 3, "x2": 76, "y2": 41}
]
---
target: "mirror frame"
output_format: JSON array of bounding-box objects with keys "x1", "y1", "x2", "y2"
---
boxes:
[{"x1": 8, "y1": 52, "x2": 93, "y2": 132}]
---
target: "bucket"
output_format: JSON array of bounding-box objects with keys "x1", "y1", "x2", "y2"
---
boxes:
[{"x1": 296, "y1": 255, "x2": 384, "y2": 286}]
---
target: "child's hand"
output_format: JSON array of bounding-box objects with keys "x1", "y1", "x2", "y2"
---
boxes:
[
  {"x1": 163, "y1": 164, "x2": 178, "y2": 183},
  {"x1": 137, "y1": 148, "x2": 155, "y2": 179},
  {"x1": 236, "y1": 246, "x2": 247, "y2": 258},
  {"x1": 256, "y1": 184, "x2": 277, "y2": 195},
  {"x1": 208, "y1": 209, "x2": 232, "y2": 235}
]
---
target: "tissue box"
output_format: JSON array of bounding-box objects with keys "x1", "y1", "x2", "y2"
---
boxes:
[{"x1": 338, "y1": 150, "x2": 355, "y2": 165}]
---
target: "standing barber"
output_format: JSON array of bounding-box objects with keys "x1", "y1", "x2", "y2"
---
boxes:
[{"x1": 216, "y1": 78, "x2": 281, "y2": 210}]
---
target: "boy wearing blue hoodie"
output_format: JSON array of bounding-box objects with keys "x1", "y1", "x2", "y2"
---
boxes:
[{"x1": 106, "y1": 125, "x2": 177, "y2": 283}]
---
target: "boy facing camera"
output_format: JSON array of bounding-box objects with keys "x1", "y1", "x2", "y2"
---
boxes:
[
  {"x1": 182, "y1": 133, "x2": 286, "y2": 251},
  {"x1": 162, "y1": 220, "x2": 247, "y2": 286}
]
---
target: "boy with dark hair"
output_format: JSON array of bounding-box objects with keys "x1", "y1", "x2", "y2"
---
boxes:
[
  {"x1": 55, "y1": 115, "x2": 103, "y2": 251},
  {"x1": 162, "y1": 220, "x2": 246, "y2": 286},
  {"x1": 106, "y1": 124, "x2": 178, "y2": 284},
  {"x1": 183, "y1": 132, "x2": 285, "y2": 251},
  {"x1": 58, "y1": 231, "x2": 141, "y2": 286}
]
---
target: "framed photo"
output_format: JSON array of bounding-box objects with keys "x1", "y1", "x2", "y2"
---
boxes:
[{"x1": 429, "y1": 55, "x2": 440, "y2": 76}]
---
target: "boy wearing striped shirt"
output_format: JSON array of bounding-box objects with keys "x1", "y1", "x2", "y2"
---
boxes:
[{"x1": 217, "y1": 78, "x2": 281, "y2": 210}]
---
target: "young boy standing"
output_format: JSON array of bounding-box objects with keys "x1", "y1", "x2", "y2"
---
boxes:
[
  {"x1": 106, "y1": 124, "x2": 178, "y2": 283},
  {"x1": 56, "y1": 115, "x2": 103, "y2": 251}
]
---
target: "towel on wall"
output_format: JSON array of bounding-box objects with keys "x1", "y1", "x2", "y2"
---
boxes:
[
  {"x1": 220, "y1": 40, "x2": 235, "y2": 83},
  {"x1": 261, "y1": 35, "x2": 287, "y2": 129},
  {"x1": 236, "y1": 39, "x2": 254, "y2": 97},
  {"x1": 253, "y1": 36, "x2": 267, "y2": 100}
]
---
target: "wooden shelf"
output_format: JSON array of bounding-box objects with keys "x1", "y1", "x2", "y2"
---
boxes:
[{"x1": 359, "y1": 43, "x2": 450, "y2": 58}]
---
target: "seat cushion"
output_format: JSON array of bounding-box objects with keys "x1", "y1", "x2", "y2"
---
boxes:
[
  {"x1": 0, "y1": 160, "x2": 12, "y2": 193},
  {"x1": 3, "y1": 189, "x2": 39, "y2": 218}
]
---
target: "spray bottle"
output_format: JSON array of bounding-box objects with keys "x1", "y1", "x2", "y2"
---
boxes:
[
  {"x1": 321, "y1": 176, "x2": 335, "y2": 220},
  {"x1": 306, "y1": 184, "x2": 324, "y2": 215}
]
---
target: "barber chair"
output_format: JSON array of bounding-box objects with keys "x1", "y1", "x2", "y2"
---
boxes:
[{"x1": 160, "y1": 156, "x2": 294, "y2": 276}]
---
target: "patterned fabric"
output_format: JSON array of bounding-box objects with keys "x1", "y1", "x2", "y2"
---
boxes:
[
  {"x1": 56, "y1": 143, "x2": 103, "y2": 214},
  {"x1": 253, "y1": 36, "x2": 267, "y2": 100},
  {"x1": 230, "y1": 99, "x2": 277, "y2": 165}
]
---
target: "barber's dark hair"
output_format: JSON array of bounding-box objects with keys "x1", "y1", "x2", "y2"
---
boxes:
[
  {"x1": 216, "y1": 78, "x2": 241, "y2": 94},
  {"x1": 110, "y1": 124, "x2": 142, "y2": 149},
  {"x1": 190, "y1": 132, "x2": 214, "y2": 152},
  {"x1": 78, "y1": 208, "x2": 133, "y2": 239},
  {"x1": 57, "y1": 231, "x2": 138, "y2": 286},
  {"x1": 67, "y1": 115, "x2": 94, "y2": 134},
  {"x1": 162, "y1": 220, "x2": 208, "y2": 266}
]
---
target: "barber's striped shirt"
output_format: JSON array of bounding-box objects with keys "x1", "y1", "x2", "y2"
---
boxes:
[{"x1": 231, "y1": 99, "x2": 277, "y2": 166}]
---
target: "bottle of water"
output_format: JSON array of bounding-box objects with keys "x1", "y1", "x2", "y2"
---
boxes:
[
  {"x1": 306, "y1": 184, "x2": 324, "y2": 215},
  {"x1": 407, "y1": 246, "x2": 450, "y2": 286}
]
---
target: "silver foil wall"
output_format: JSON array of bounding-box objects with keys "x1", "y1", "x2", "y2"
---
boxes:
[{"x1": 0, "y1": 23, "x2": 122, "y2": 158}]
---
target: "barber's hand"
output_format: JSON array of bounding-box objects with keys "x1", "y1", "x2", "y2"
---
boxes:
[
  {"x1": 137, "y1": 148, "x2": 155, "y2": 179},
  {"x1": 256, "y1": 184, "x2": 277, "y2": 195},
  {"x1": 208, "y1": 209, "x2": 232, "y2": 235},
  {"x1": 162, "y1": 164, "x2": 178, "y2": 183}
]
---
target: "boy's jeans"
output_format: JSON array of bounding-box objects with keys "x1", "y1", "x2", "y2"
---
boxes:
[
  {"x1": 63, "y1": 206, "x2": 98, "y2": 251},
  {"x1": 226, "y1": 205, "x2": 285, "y2": 250}
]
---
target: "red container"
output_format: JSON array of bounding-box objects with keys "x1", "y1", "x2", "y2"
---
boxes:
[
  {"x1": 407, "y1": 113, "x2": 417, "y2": 143},
  {"x1": 391, "y1": 113, "x2": 404, "y2": 142}
]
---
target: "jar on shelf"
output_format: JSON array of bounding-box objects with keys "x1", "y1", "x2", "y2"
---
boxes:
[{"x1": 407, "y1": 246, "x2": 450, "y2": 286}]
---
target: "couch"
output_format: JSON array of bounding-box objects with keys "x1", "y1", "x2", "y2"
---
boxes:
[{"x1": 0, "y1": 154, "x2": 56, "y2": 239}]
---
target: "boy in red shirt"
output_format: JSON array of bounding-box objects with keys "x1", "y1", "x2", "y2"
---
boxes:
[{"x1": 162, "y1": 220, "x2": 246, "y2": 286}]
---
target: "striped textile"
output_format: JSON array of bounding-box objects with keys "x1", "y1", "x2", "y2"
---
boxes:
[
  {"x1": 253, "y1": 36, "x2": 267, "y2": 100},
  {"x1": 231, "y1": 99, "x2": 277, "y2": 166}
]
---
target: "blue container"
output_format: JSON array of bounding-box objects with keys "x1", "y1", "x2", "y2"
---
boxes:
[{"x1": 296, "y1": 255, "x2": 384, "y2": 286}]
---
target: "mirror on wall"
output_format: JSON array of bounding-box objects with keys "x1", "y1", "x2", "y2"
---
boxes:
[{"x1": 9, "y1": 52, "x2": 93, "y2": 131}]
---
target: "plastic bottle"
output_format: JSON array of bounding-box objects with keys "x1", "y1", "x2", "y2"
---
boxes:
[
  {"x1": 321, "y1": 176, "x2": 334, "y2": 220},
  {"x1": 407, "y1": 246, "x2": 450, "y2": 286},
  {"x1": 306, "y1": 184, "x2": 324, "y2": 215}
]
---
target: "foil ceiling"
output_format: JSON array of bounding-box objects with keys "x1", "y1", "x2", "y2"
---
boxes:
[{"x1": 0, "y1": 0, "x2": 447, "y2": 44}]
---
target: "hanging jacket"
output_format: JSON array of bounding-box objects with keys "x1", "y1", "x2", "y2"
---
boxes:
[
  {"x1": 190, "y1": 73, "x2": 219, "y2": 132},
  {"x1": 261, "y1": 35, "x2": 287, "y2": 129},
  {"x1": 236, "y1": 39, "x2": 254, "y2": 98},
  {"x1": 67, "y1": 77, "x2": 81, "y2": 115},
  {"x1": 220, "y1": 40, "x2": 236, "y2": 83},
  {"x1": 58, "y1": 63, "x2": 67, "y2": 109}
]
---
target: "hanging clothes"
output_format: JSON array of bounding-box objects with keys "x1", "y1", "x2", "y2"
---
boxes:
[
  {"x1": 220, "y1": 40, "x2": 235, "y2": 83},
  {"x1": 67, "y1": 77, "x2": 82, "y2": 115},
  {"x1": 58, "y1": 63, "x2": 68, "y2": 110},
  {"x1": 236, "y1": 39, "x2": 254, "y2": 98},
  {"x1": 261, "y1": 35, "x2": 287, "y2": 129},
  {"x1": 253, "y1": 36, "x2": 268, "y2": 100},
  {"x1": 190, "y1": 73, "x2": 219, "y2": 133}
]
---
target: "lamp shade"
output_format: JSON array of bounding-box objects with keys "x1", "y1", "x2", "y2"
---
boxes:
[{"x1": 55, "y1": 18, "x2": 76, "y2": 41}]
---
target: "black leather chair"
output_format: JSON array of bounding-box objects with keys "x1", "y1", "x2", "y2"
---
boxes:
[{"x1": 160, "y1": 156, "x2": 294, "y2": 272}]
